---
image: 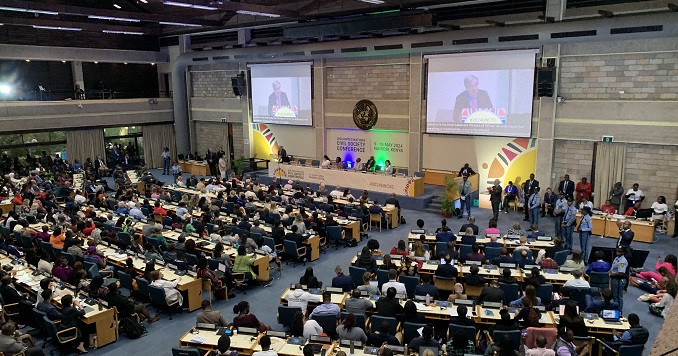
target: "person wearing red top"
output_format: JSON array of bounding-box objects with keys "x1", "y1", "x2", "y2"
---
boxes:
[
  {"x1": 600, "y1": 200, "x2": 616, "y2": 214},
  {"x1": 153, "y1": 201, "x2": 167, "y2": 216},
  {"x1": 389, "y1": 240, "x2": 409, "y2": 257},
  {"x1": 575, "y1": 177, "x2": 592, "y2": 202},
  {"x1": 81, "y1": 220, "x2": 96, "y2": 236}
]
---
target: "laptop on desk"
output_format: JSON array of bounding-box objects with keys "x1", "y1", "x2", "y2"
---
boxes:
[
  {"x1": 215, "y1": 263, "x2": 227, "y2": 278},
  {"x1": 602, "y1": 309, "x2": 622, "y2": 325}
]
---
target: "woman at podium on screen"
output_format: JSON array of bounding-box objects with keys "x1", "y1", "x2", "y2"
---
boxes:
[
  {"x1": 384, "y1": 160, "x2": 394, "y2": 175},
  {"x1": 321, "y1": 155, "x2": 331, "y2": 168}
]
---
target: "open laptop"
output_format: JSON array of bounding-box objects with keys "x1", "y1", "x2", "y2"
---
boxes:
[
  {"x1": 602, "y1": 309, "x2": 622, "y2": 325},
  {"x1": 215, "y1": 263, "x2": 227, "y2": 278}
]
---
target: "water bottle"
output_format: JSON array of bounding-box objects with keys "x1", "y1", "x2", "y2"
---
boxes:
[
  {"x1": 349, "y1": 340, "x2": 354, "y2": 355},
  {"x1": 425, "y1": 293, "x2": 431, "y2": 305}
]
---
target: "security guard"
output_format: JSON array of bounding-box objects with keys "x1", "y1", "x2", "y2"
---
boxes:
[{"x1": 609, "y1": 247, "x2": 629, "y2": 313}]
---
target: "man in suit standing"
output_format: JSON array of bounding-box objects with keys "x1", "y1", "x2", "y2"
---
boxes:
[
  {"x1": 268, "y1": 81, "x2": 290, "y2": 116},
  {"x1": 458, "y1": 174, "x2": 472, "y2": 219},
  {"x1": 523, "y1": 173, "x2": 539, "y2": 221},
  {"x1": 558, "y1": 174, "x2": 575, "y2": 200},
  {"x1": 489, "y1": 179, "x2": 502, "y2": 221},
  {"x1": 453, "y1": 75, "x2": 493, "y2": 122}
]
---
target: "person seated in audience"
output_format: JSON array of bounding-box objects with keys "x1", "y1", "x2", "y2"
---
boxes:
[
  {"x1": 485, "y1": 235, "x2": 503, "y2": 249},
  {"x1": 518, "y1": 250, "x2": 537, "y2": 268},
  {"x1": 578, "y1": 197, "x2": 594, "y2": 211},
  {"x1": 402, "y1": 300, "x2": 426, "y2": 324},
  {"x1": 447, "y1": 283, "x2": 467, "y2": 303},
  {"x1": 463, "y1": 265, "x2": 485, "y2": 286},
  {"x1": 458, "y1": 216, "x2": 479, "y2": 236},
  {"x1": 600, "y1": 199, "x2": 617, "y2": 214},
  {"x1": 624, "y1": 201, "x2": 641, "y2": 217},
  {"x1": 492, "y1": 248, "x2": 517, "y2": 266},
  {"x1": 336, "y1": 313, "x2": 367, "y2": 342},
  {"x1": 464, "y1": 243, "x2": 485, "y2": 263},
  {"x1": 435, "y1": 218, "x2": 451, "y2": 234},
  {"x1": 356, "y1": 246, "x2": 378, "y2": 274},
  {"x1": 233, "y1": 245, "x2": 271, "y2": 285},
  {"x1": 553, "y1": 328, "x2": 589, "y2": 356},
  {"x1": 537, "y1": 249, "x2": 560, "y2": 270},
  {"x1": 357, "y1": 272, "x2": 379, "y2": 296},
  {"x1": 562, "y1": 250, "x2": 586, "y2": 270},
  {"x1": 144, "y1": 245, "x2": 163, "y2": 261},
  {"x1": 149, "y1": 270, "x2": 183, "y2": 306},
  {"x1": 284, "y1": 284, "x2": 322, "y2": 314},
  {"x1": 37, "y1": 288, "x2": 63, "y2": 321},
  {"x1": 309, "y1": 291, "x2": 341, "y2": 319},
  {"x1": 49, "y1": 227, "x2": 65, "y2": 249},
  {"x1": 489, "y1": 309, "x2": 520, "y2": 334},
  {"x1": 233, "y1": 301, "x2": 270, "y2": 333},
  {"x1": 408, "y1": 324, "x2": 440, "y2": 351},
  {"x1": 0, "y1": 321, "x2": 44, "y2": 356},
  {"x1": 389, "y1": 240, "x2": 409, "y2": 257},
  {"x1": 435, "y1": 254, "x2": 458, "y2": 279},
  {"x1": 510, "y1": 285, "x2": 541, "y2": 307},
  {"x1": 214, "y1": 335, "x2": 238, "y2": 356},
  {"x1": 524, "y1": 267, "x2": 546, "y2": 290},
  {"x1": 459, "y1": 227, "x2": 476, "y2": 246},
  {"x1": 60, "y1": 294, "x2": 89, "y2": 354},
  {"x1": 196, "y1": 300, "x2": 227, "y2": 327},
  {"x1": 435, "y1": 226, "x2": 456, "y2": 243},
  {"x1": 435, "y1": 241, "x2": 457, "y2": 261},
  {"x1": 526, "y1": 224, "x2": 545, "y2": 240},
  {"x1": 498, "y1": 268, "x2": 518, "y2": 285},
  {"x1": 344, "y1": 289, "x2": 373, "y2": 315},
  {"x1": 446, "y1": 329, "x2": 475, "y2": 355},
  {"x1": 484, "y1": 219, "x2": 501, "y2": 238},
  {"x1": 506, "y1": 221, "x2": 524, "y2": 236},
  {"x1": 563, "y1": 269, "x2": 590, "y2": 289},
  {"x1": 514, "y1": 236, "x2": 530, "y2": 253},
  {"x1": 604, "y1": 314, "x2": 648, "y2": 353},
  {"x1": 378, "y1": 254, "x2": 397, "y2": 272},
  {"x1": 252, "y1": 335, "x2": 275, "y2": 356},
  {"x1": 368, "y1": 200, "x2": 388, "y2": 227},
  {"x1": 476, "y1": 279, "x2": 505, "y2": 305},
  {"x1": 414, "y1": 274, "x2": 439, "y2": 299},
  {"x1": 584, "y1": 288, "x2": 619, "y2": 313},
  {"x1": 558, "y1": 300, "x2": 588, "y2": 337},
  {"x1": 106, "y1": 283, "x2": 157, "y2": 323},
  {"x1": 547, "y1": 287, "x2": 572, "y2": 312},
  {"x1": 290, "y1": 311, "x2": 322, "y2": 339},
  {"x1": 196, "y1": 257, "x2": 233, "y2": 298},
  {"x1": 381, "y1": 268, "x2": 407, "y2": 295},
  {"x1": 514, "y1": 297, "x2": 541, "y2": 329},
  {"x1": 400, "y1": 255, "x2": 420, "y2": 277},
  {"x1": 526, "y1": 335, "x2": 555, "y2": 356},
  {"x1": 376, "y1": 287, "x2": 404, "y2": 318},
  {"x1": 332, "y1": 265, "x2": 355, "y2": 292},
  {"x1": 368, "y1": 320, "x2": 400, "y2": 346},
  {"x1": 299, "y1": 267, "x2": 322, "y2": 289}
]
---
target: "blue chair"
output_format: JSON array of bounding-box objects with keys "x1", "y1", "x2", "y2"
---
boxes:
[
  {"x1": 311, "y1": 160, "x2": 320, "y2": 167},
  {"x1": 403, "y1": 322, "x2": 427, "y2": 345},
  {"x1": 485, "y1": 247, "x2": 502, "y2": 262},
  {"x1": 171, "y1": 347, "x2": 201, "y2": 356},
  {"x1": 340, "y1": 312, "x2": 366, "y2": 331},
  {"x1": 118, "y1": 232, "x2": 132, "y2": 246},
  {"x1": 565, "y1": 287, "x2": 591, "y2": 308},
  {"x1": 370, "y1": 315, "x2": 398, "y2": 335},
  {"x1": 327, "y1": 226, "x2": 345, "y2": 249},
  {"x1": 207, "y1": 258, "x2": 221, "y2": 271},
  {"x1": 597, "y1": 340, "x2": 644, "y2": 356},
  {"x1": 376, "y1": 269, "x2": 389, "y2": 289},
  {"x1": 553, "y1": 250, "x2": 569, "y2": 266},
  {"x1": 311, "y1": 314, "x2": 338, "y2": 338},
  {"x1": 536, "y1": 284, "x2": 553, "y2": 305},
  {"x1": 400, "y1": 275, "x2": 419, "y2": 298},
  {"x1": 149, "y1": 285, "x2": 182, "y2": 320},
  {"x1": 135, "y1": 277, "x2": 151, "y2": 300},
  {"x1": 349, "y1": 266, "x2": 367, "y2": 287},
  {"x1": 459, "y1": 244, "x2": 473, "y2": 260},
  {"x1": 492, "y1": 330, "x2": 521, "y2": 351},
  {"x1": 283, "y1": 240, "x2": 306, "y2": 267},
  {"x1": 435, "y1": 242, "x2": 448, "y2": 256},
  {"x1": 498, "y1": 282, "x2": 520, "y2": 303},
  {"x1": 588, "y1": 271, "x2": 610, "y2": 291},
  {"x1": 117, "y1": 270, "x2": 134, "y2": 297},
  {"x1": 512, "y1": 249, "x2": 533, "y2": 260},
  {"x1": 185, "y1": 253, "x2": 198, "y2": 266},
  {"x1": 278, "y1": 306, "x2": 302, "y2": 327},
  {"x1": 448, "y1": 323, "x2": 476, "y2": 341}
]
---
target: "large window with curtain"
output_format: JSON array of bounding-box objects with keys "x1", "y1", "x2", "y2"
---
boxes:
[
  {"x1": 0, "y1": 131, "x2": 66, "y2": 160},
  {"x1": 104, "y1": 126, "x2": 144, "y2": 162}
]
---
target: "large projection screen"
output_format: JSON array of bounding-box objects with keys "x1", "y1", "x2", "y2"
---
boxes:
[
  {"x1": 249, "y1": 62, "x2": 313, "y2": 126},
  {"x1": 425, "y1": 50, "x2": 537, "y2": 137}
]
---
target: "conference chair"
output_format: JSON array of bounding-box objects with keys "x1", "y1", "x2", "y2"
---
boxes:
[
  {"x1": 400, "y1": 275, "x2": 419, "y2": 298},
  {"x1": 349, "y1": 266, "x2": 367, "y2": 287},
  {"x1": 283, "y1": 240, "x2": 306, "y2": 267},
  {"x1": 536, "y1": 283, "x2": 553, "y2": 305},
  {"x1": 171, "y1": 347, "x2": 201, "y2": 356},
  {"x1": 433, "y1": 276, "x2": 456, "y2": 299},
  {"x1": 512, "y1": 249, "x2": 533, "y2": 260},
  {"x1": 376, "y1": 269, "x2": 389, "y2": 289},
  {"x1": 202, "y1": 278, "x2": 214, "y2": 302},
  {"x1": 403, "y1": 322, "x2": 427, "y2": 345},
  {"x1": 152, "y1": 213, "x2": 163, "y2": 223},
  {"x1": 135, "y1": 277, "x2": 152, "y2": 301},
  {"x1": 369, "y1": 315, "x2": 398, "y2": 335},
  {"x1": 566, "y1": 287, "x2": 591, "y2": 307},
  {"x1": 42, "y1": 315, "x2": 80, "y2": 355},
  {"x1": 341, "y1": 312, "x2": 366, "y2": 331},
  {"x1": 597, "y1": 340, "x2": 644, "y2": 356},
  {"x1": 458, "y1": 244, "x2": 473, "y2": 260},
  {"x1": 149, "y1": 285, "x2": 182, "y2": 320},
  {"x1": 524, "y1": 327, "x2": 557, "y2": 349},
  {"x1": 116, "y1": 270, "x2": 134, "y2": 297},
  {"x1": 326, "y1": 226, "x2": 346, "y2": 249},
  {"x1": 369, "y1": 213, "x2": 383, "y2": 232},
  {"x1": 185, "y1": 253, "x2": 198, "y2": 266},
  {"x1": 588, "y1": 271, "x2": 611, "y2": 293},
  {"x1": 311, "y1": 160, "x2": 320, "y2": 167},
  {"x1": 311, "y1": 314, "x2": 339, "y2": 339},
  {"x1": 278, "y1": 306, "x2": 302, "y2": 328},
  {"x1": 488, "y1": 330, "x2": 522, "y2": 351},
  {"x1": 553, "y1": 250, "x2": 570, "y2": 266},
  {"x1": 463, "y1": 283, "x2": 483, "y2": 298},
  {"x1": 31, "y1": 308, "x2": 48, "y2": 341},
  {"x1": 448, "y1": 323, "x2": 478, "y2": 343},
  {"x1": 484, "y1": 247, "x2": 502, "y2": 262},
  {"x1": 117, "y1": 232, "x2": 131, "y2": 246},
  {"x1": 498, "y1": 282, "x2": 520, "y2": 303}
]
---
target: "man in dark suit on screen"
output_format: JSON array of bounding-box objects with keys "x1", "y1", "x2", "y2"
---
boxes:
[
  {"x1": 268, "y1": 80, "x2": 290, "y2": 116},
  {"x1": 453, "y1": 75, "x2": 493, "y2": 122}
]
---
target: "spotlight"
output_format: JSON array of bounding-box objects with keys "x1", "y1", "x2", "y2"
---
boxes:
[{"x1": 0, "y1": 84, "x2": 11, "y2": 95}]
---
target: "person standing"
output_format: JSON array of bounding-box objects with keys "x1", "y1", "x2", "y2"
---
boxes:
[
  {"x1": 578, "y1": 206, "x2": 592, "y2": 262},
  {"x1": 609, "y1": 247, "x2": 629, "y2": 313},
  {"x1": 206, "y1": 149, "x2": 217, "y2": 177},
  {"x1": 523, "y1": 173, "x2": 539, "y2": 221},
  {"x1": 615, "y1": 220, "x2": 634, "y2": 258},
  {"x1": 624, "y1": 183, "x2": 644, "y2": 210},
  {"x1": 609, "y1": 182, "x2": 624, "y2": 213},
  {"x1": 528, "y1": 187, "x2": 541, "y2": 228},
  {"x1": 558, "y1": 174, "x2": 575, "y2": 200},
  {"x1": 575, "y1": 177, "x2": 592, "y2": 203},
  {"x1": 553, "y1": 193, "x2": 568, "y2": 238},
  {"x1": 489, "y1": 179, "x2": 502, "y2": 222},
  {"x1": 458, "y1": 174, "x2": 472, "y2": 219},
  {"x1": 561, "y1": 199, "x2": 577, "y2": 249},
  {"x1": 218, "y1": 153, "x2": 228, "y2": 179},
  {"x1": 161, "y1": 147, "x2": 171, "y2": 175}
]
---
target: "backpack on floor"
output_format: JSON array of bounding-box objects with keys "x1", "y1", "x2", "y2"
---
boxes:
[{"x1": 120, "y1": 316, "x2": 146, "y2": 339}]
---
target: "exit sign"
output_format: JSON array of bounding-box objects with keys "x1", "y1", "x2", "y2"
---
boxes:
[{"x1": 602, "y1": 136, "x2": 614, "y2": 143}]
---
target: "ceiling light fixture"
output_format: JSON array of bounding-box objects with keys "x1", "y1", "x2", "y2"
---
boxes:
[
  {"x1": 88, "y1": 15, "x2": 141, "y2": 22},
  {"x1": 159, "y1": 21, "x2": 202, "y2": 27},
  {"x1": 236, "y1": 10, "x2": 281, "y2": 18},
  {"x1": 358, "y1": 0, "x2": 385, "y2": 4},
  {"x1": 139, "y1": 0, "x2": 148, "y2": 3},
  {"x1": 102, "y1": 30, "x2": 144, "y2": 35},
  {"x1": 113, "y1": 4, "x2": 122, "y2": 9},
  {"x1": 32, "y1": 25, "x2": 82, "y2": 31},
  {"x1": 0, "y1": 6, "x2": 58, "y2": 15},
  {"x1": 163, "y1": 1, "x2": 218, "y2": 10}
]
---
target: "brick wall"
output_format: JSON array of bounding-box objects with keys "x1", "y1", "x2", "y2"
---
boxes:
[
  {"x1": 325, "y1": 64, "x2": 410, "y2": 100},
  {"x1": 559, "y1": 52, "x2": 678, "y2": 100},
  {"x1": 552, "y1": 140, "x2": 594, "y2": 187},
  {"x1": 623, "y1": 144, "x2": 678, "y2": 204},
  {"x1": 193, "y1": 121, "x2": 244, "y2": 159},
  {"x1": 190, "y1": 70, "x2": 239, "y2": 98}
]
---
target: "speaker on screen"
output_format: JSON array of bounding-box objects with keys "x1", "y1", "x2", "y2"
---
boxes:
[
  {"x1": 231, "y1": 72, "x2": 246, "y2": 97},
  {"x1": 537, "y1": 67, "x2": 555, "y2": 97}
]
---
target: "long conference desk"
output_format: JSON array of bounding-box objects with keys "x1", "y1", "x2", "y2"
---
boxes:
[
  {"x1": 269, "y1": 163, "x2": 425, "y2": 197},
  {"x1": 575, "y1": 213, "x2": 656, "y2": 244}
]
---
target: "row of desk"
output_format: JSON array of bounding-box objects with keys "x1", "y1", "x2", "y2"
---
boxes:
[{"x1": 575, "y1": 213, "x2": 656, "y2": 243}]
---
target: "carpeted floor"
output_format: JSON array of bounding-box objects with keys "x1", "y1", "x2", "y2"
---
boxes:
[{"x1": 79, "y1": 173, "x2": 670, "y2": 355}]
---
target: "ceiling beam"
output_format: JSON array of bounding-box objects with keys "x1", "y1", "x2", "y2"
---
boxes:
[
  {"x1": 0, "y1": 0, "x2": 221, "y2": 26},
  {"x1": 0, "y1": 16, "x2": 163, "y2": 35},
  {"x1": 145, "y1": 0, "x2": 299, "y2": 18}
]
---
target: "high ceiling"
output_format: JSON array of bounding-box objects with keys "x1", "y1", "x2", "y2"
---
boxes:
[{"x1": 0, "y1": 0, "x2": 667, "y2": 49}]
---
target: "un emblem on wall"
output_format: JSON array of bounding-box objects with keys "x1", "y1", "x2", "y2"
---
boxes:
[{"x1": 353, "y1": 99, "x2": 378, "y2": 130}]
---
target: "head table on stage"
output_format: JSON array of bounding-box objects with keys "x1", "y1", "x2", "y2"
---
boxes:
[{"x1": 269, "y1": 163, "x2": 424, "y2": 196}]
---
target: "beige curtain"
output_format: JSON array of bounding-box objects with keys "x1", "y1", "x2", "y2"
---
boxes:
[
  {"x1": 143, "y1": 124, "x2": 176, "y2": 169},
  {"x1": 594, "y1": 143, "x2": 626, "y2": 206},
  {"x1": 66, "y1": 129, "x2": 106, "y2": 166}
]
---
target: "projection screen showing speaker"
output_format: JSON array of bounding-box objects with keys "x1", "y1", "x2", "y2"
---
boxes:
[
  {"x1": 248, "y1": 62, "x2": 313, "y2": 126},
  {"x1": 425, "y1": 50, "x2": 538, "y2": 137}
]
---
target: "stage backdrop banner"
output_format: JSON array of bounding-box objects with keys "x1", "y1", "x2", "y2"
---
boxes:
[
  {"x1": 326, "y1": 129, "x2": 409, "y2": 169},
  {"x1": 269, "y1": 164, "x2": 422, "y2": 196}
]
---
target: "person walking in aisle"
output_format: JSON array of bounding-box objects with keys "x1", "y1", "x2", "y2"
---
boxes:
[{"x1": 162, "y1": 147, "x2": 171, "y2": 175}]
